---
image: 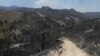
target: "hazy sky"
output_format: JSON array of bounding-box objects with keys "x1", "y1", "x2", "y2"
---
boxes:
[{"x1": 0, "y1": 0, "x2": 100, "y2": 12}]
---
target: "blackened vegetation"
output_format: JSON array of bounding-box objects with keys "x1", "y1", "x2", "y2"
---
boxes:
[{"x1": 0, "y1": 6, "x2": 99, "y2": 56}]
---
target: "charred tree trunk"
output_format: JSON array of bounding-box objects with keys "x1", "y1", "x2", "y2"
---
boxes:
[{"x1": 41, "y1": 33, "x2": 45, "y2": 50}]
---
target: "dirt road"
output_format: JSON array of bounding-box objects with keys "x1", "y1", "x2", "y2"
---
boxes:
[{"x1": 48, "y1": 38, "x2": 89, "y2": 56}]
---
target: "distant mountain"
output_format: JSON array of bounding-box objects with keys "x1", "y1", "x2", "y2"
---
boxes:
[
  {"x1": 0, "y1": 6, "x2": 33, "y2": 12},
  {"x1": 0, "y1": 6, "x2": 87, "y2": 20},
  {"x1": 34, "y1": 6, "x2": 86, "y2": 19},
  {"x1": 85, "y1": 12, "x2": 100, "y2": 19},
  {"x1": 32, "y1": 6, "x2": 88, "y2": 24},
  {"x1": 0, "y1": 6, "x2": 100, "y2": 19},
  {"x1": 1, "y1": 6, "x2": 89, "y2": 23}
]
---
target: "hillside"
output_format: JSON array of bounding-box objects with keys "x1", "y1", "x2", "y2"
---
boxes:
[{"x1": 0, "y1": 6, "x2": 100, "y2": 56}]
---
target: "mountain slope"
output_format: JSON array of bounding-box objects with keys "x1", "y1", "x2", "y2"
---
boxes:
[{"x1": 0, "y1": 6, "x2": 99, "y2": 56}]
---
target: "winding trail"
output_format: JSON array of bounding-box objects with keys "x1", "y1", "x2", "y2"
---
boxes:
[{"x1": 35, "y1": 37, "x2": 89, "y2": 56}]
